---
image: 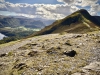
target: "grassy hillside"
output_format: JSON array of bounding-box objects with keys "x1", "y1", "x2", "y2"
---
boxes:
[
  {"x1": 33, "y1": 9, "x2": 100, "y2": 36},
  {"x1": 0, "y1": 31, "x2": 100, "y2": 75}
]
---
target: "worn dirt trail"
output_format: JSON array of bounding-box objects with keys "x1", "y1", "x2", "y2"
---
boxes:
[
  {"x1": 0, "y1": 34, "x2": 67, "y2": 54},
  {"x1": 0, "y1": 34, "x2": 78, "y2": 55}
]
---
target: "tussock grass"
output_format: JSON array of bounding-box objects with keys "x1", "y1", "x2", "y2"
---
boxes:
[{"x1": 0, "y1": 31, "x2": 100, "y2": 75}]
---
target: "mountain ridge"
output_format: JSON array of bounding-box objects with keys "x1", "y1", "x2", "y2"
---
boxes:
[{"x1": 33, "y1": 9, "x2": 100, "y2": 36}]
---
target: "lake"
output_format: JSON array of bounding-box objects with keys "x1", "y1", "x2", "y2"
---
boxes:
[{"x1": 0, "y1": 33, "x2": 6, "y2": 40}]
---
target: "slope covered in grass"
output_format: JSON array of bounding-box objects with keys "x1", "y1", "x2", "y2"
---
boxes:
[
  {"x1": 0, "y1": 31, "x2": 100, "y2": 75},
  {"x1": 33, "y1": 9, "x2": 100, "y2": 36}
]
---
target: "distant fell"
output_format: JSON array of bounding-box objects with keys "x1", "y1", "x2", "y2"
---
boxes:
[
  {"x1": 33, "y1": 9, "x2": 100, "y2": 36},
  {"x1": 0, "y1": 15, "x2": 45, "y2": 28}
]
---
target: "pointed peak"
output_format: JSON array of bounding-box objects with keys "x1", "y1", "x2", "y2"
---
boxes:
[
  {"x1": 78, "y1": 9, "x2": 89, "y2": 13},
  {"x1": 74, "y1": 9, "x2": 90, "y2": 15},
  {"x1": 66, "y1": 9, "x2": 91, "y2": 20},
  {"x1": 78, "y1": 9, "x2": 88, "y2": 12}
]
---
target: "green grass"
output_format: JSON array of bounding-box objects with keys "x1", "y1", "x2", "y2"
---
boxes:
[
  {"x1": 0, "y1": 40, "x2": 19, "y2": 48},
  {"x1": 33, "y1": 9, "x2": 100, "y2": 36}
]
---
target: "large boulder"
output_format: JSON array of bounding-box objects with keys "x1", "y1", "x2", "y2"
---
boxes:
[{"x1": 63, "y1": 50, "x2": 77, "y2": 57}]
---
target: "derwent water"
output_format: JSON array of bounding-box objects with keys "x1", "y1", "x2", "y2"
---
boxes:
[{"x1": 0, "y1": 33, "x2": 6, "y2": 40}]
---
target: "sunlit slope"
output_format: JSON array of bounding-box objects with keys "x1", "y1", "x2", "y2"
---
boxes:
[{"x1": 33, "y1": 9, "x2": 100, "y2": 36}]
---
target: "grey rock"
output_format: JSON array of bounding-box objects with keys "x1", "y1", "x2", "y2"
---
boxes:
[{"x1": 63, "y1": 50, "x2": 77, "y2": 57}]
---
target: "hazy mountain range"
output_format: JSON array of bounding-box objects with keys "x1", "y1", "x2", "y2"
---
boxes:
[{"x1": 0, "y1": 15, "x2": 46, "y2": 29}]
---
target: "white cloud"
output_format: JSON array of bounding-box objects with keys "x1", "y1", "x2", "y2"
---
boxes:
[
  {"x1": 0, "y1": 0, "x2": 5, "y2": 2},
  {"x1": 76, "y1": 0, "x2": 98, "y2": 7},
  {"x1": 35, "y1": 4, "x2": 79, "y2": 19},
  {"x1": 89, "y1": 3, "x2": 100, "y2": 15},
  {"x1": 0, "y1": 0, "x2": 100, "y2": 20},
  {"x1": 57, "y1": 0, "x2": 100, "y2": 16},
  {"x1": 57, "y1": 0, "x2": 98, "y2": 7},
  {"x1": 91, "y1": 4, "x2": 100, "y2": 12},
  {"x1": 17, "y1": 13, "x2": 37, "y2": 18},
  {"x1": 57, "y1": 0, "x2": 76, "y2": 5},
  {"x1": 0, "y1": 1, "x2": 79, "y2": 20}
]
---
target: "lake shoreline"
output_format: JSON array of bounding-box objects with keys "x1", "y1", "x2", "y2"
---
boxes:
[{"x1": 0, "y1": 33, "x2": 6, "y2": 40}]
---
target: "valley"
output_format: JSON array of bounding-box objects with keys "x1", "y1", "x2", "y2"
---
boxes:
[{"x1": 0, "y1": 16, "x2": 45, "y2": 44}]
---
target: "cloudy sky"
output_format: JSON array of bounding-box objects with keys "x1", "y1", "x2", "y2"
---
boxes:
[{"x1": 0, "y1": 0, "x2": 100, "y2": 20}]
